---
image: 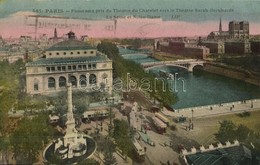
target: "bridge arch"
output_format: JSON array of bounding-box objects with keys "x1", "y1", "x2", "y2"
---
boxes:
[
  {"x1": 142, "y1": 61, "x2": 205, "y2": 72},
  {"x1": 144, "y1": 64, "x2": 189, "y2": 71},
  {"x1": 192, "y1": 64, "x2": 204, "y2": 70}
]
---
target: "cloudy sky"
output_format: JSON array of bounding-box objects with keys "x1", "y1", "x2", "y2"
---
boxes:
[{"x1": 0, "y1": 0, "x2": 259, "y2": 38}]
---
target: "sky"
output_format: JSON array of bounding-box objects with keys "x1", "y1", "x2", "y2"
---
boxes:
[{"x1": 0, "y1": 0, "x2": 260, "y2": 38}]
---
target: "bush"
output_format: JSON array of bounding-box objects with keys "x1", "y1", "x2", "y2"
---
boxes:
[{"x1": 238, "y1": 111, "x2": 251, "y2": 118}]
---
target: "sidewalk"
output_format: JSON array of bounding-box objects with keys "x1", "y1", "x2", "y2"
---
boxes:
[{"x1": 162, "y1": 99, "x2": 260, "y2": 119}]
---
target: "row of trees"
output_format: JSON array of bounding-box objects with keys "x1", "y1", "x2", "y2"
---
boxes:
[
  {"x1": 97, "y1": 40, "x2": 177, "y2": 106},
  {"x1": 0, "y1": 60, "x2": 25, "y2": 164},
  {"x1": 0, "y1": 60, "x2": 59, "y2": 164},
  {"x1": 216, "y1": 120, "x2": 260, "y2": 152},
  {"x1": 10, "y1": 114, "x2": 55, "y2": 164}
]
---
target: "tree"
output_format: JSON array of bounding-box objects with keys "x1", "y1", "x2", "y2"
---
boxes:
[
  {"x1": 215, "y1": 120, "x2": 237, "y2": 143},
  {"x1": 113, "y1": 119, "x2": 134, "y2": 157},
  {"x1": 103, "y1": 139, "x2": 117, "y2": 165},
  {"x1": 10, "y1": 114, "x2": 54, "y2": 164},
  {"x1": 97, "y1": 41, "x2": 177, "y2": 106},
  {"x1": 236, "y1": 124, "x2": 251, "y2": 142}
]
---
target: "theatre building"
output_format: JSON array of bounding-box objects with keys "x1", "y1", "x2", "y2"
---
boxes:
[{"x1": 25, "y1": 31, "x2": 113, "y2": 95}]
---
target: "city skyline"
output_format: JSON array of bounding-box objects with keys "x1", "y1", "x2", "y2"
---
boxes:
[{"x1": 0, "y1": 0, "x2": 260, "y2": 38}]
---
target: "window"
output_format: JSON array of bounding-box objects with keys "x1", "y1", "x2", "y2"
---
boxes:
[
  {"x1": 34, "y1": 83, "x2": 38, "y2": 91},
  {"x1": 70, "y1": 76, "x2": 77, "y2": 87},
  {"x1": 48, "y1": 77, "x2": 56, "y2": 89},
  {"x1": 46, "y1": 67, "x2": 50, "y2": 72},
  {"x1": 77, "y1": 52, "x2": 80, "y2": 54},
  {"x1": 84, "y1": 51, "x2": 87, "y2": 54},
  {"x1": 62, "y1": 66, "x2": 66, "y2": 71},
  {"x1": 68, "y1": 66, "x2": 72, "y2": 70},
  {"x1": 89, "y1": 74, "x2": 96, "y2": 84},
  {"x1": 83, "y1": 65, "x2": 86, "y2": 69},
  {"x1": 88, "y1": 64, "x2": 92, "y2": 69},
  {"x1": 72, "y1": 65, "x2": 76, "y2": 70},
  {"x1": 59, "y1": 76, "x2": 66, "y2": 88},
  {"x1": 51, "y1": 67, "x2": 55, "y2": 71},
  {"x1": 78, "y1": 65, "x2": 82, "y2": 70},
  {"x1": 57, "y1": 66, "x2": 61, "y2": 71},
  {"x1": 49, "y1": 53, "x2": 52, "y2": 55},
  {"x1": 56, "y1": 52, "x2": 59, "y2": 55},
  {"x1": 71, "y1": 52, "x2": 73, "y2": 55},
  {"x1": 90, "y1": 51, "x2": 94, "y2": 54},
  {"x1": 92, "y1": 64, "x2": 96, "y2": 69},
  {"x1": 64, "y1": 52, "x2": 66, "y2": 55},
  {"x1": 80, "y1": 75, "x2": 87, "y2": 87}
]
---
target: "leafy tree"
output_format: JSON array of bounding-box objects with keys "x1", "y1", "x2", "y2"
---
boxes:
[
  {"x1": 97, "y1": 41, "x2": 177, "y2": 106},
  {"x1": 113, "y1": 119, "x2": 134, "y2": 157},
  {"x1": 10, "y1": 114, "x2": 54, "y2": 164},
  {"x1": 236, "y1": 124, "x2": 252, "y2": 142},
  {"x1": 103, "y1": 138, "x2": 117, "y2": 165},
  {"x1": 0, "y1": 60, "x2": 25, "y2": 163},
  {"x1": 215, "y1": 120, "x2": 237, "y2": 143}
]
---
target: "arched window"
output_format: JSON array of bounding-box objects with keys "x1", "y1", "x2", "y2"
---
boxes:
[
  {"x1": 70, "y1": 76, "x2": 77, "y2": 87},
  {"x1": 89, "y1": 74, "x2": 96, "y2": 84},
  {"x1": 48, "y1": 77, "x2": 55, "y2": 89},
  {"x1": 80, "y1": 75, "x2": 87, "y2": 87},
  {"x1": 59, "y1": 76, "x2": 66, "y2": 88}
]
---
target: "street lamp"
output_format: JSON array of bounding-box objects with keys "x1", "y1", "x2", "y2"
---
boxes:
[{"x1": 191, "y1": 109, "x2": 194, "y2": 122}]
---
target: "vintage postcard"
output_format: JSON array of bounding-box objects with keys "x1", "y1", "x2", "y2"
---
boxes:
[{"x1": 0, "y1": 0, "x2": 260, "y2": 164}]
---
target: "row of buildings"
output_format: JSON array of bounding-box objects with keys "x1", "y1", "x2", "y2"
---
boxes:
[{"x1": 155, "y1": 20, "x2": 260, "y2": 59}]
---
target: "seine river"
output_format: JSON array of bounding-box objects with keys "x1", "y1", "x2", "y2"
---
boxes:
[{"x1": 119, "y1": 48, "x2": 260, "y2": 109}]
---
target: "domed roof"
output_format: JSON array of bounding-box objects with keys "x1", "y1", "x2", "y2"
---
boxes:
[{"x1": 46, "y1": 39, "x2": 95, "y2": 51}]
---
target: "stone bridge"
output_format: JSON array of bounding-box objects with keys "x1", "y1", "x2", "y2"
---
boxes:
[{"x1": 141, "y1": 59, "x2": 206, "y2": 72}]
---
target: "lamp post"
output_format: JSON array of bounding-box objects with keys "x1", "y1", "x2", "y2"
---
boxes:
[{"x1": 191, "y1": 109, "x2": 194, "y2": 122}]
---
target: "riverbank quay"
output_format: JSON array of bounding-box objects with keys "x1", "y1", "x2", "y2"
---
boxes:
[
  {"x1": 161, "y1": 99, "x2": 260, "y2": 119},
  {"x1": 203, "y1": 62, "x2": 260, "y2": 86}
]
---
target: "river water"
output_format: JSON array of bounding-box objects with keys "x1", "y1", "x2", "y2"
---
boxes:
[{"x1": 119, "y1": 48, "x2": 260, "y2": 109}]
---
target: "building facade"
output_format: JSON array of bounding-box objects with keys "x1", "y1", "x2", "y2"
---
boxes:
[
  {"x1": 225, "y1": 41, "x2": 251, "y2": 54},
  {"x1": 208, "y1": 19, "x2": 250, "y2": 40},
  {"x1": 200, "y1": 41, "x2": 225, "y2": 54},
  {"x1": 228, "y1": 21, "x2": 249, "y2": 39},
  {"x1": 26, "y1": 31, "x2": 113, "y2": 95},
  {"x1": 158, "y1": 40, "x2": 210, "y2": 59}
]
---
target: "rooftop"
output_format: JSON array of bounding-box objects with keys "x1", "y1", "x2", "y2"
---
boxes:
[
  {"x1": 45, "y1": 39, "x2": 95, "y2": 51},
  {"x1": 26, "y1": 54, "x2": 110, "y2": 66},
  {"x1": 186, "y1": 145, "x2": 252, "y2": 165}
]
